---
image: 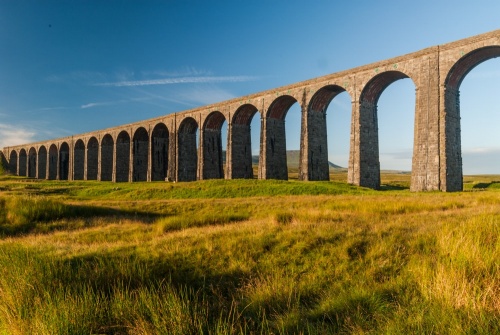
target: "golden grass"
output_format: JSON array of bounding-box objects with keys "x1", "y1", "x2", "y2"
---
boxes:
[{"x1": 0, "y1": 174, "x2": 498, "y2": 333}]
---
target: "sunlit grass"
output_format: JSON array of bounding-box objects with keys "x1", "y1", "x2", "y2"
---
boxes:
[{"x1": 0, "y1": 174, "x2": 499, "y2": 333}]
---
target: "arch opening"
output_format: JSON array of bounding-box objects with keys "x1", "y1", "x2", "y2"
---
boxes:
[
  {"x1": 9, "y1": 150, "x2": 17, "y2": 175},
  {"x1": 28, "y1": 147, "x2": 37, "y2": 178},
  {"x1": 48, "y1": 144, "x2": 58, "y2": 180},
  {"x1": 59, "y1": 142, "x2": 70, "y2": 180},
  {"x1": 133, "y1": 127, "x2": 149, "y2": 182},
  {"x1": 116, "y1": 131, "x2": 131, "y2": 182},
  {"x1": 151, "y1": 123, "x2": 169, "y2": 181},
  {"x1": 264, "y1": 95, "x2": 299, "y2": 180},
  {"x1": 230, "y1": 104, "x2": 260, "y2": 179},
  {"x1": 38, "y1": 146, "x2": 47, "y2": 179},
  {"x1": 87, "y1": 137, "x2": 99, "y2": 180},
  {"x1": 100, "y1": 134, "x2": 114, "y2": 181},
  {"x1": 309, "y1": 85, "x2": 349, "y2": 181},
  {"x1": 325, "y1": 90, "x2": 351, "y2": 180},
  {"x1": 358, "y1": 71, "x2": 413, "y2": 189},
  {"x1": 73, "y1": 139, "x2": 85, "y2": 180},
  {"x1": 177, "y1": 117, "x2": 198, "y2": 182},
  {"x1": 202, "y1": 111, "x2": 226, "y2": 179},
  {"x1": 444, "y1": 46, "x2": 500, "y2": 190},
  {"x1": 18, "y1": 149, "x2": 27, "y2": 177}
]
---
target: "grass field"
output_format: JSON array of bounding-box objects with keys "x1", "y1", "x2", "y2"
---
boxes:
[{"x1": 0, "y1": 173, "x2": 498, "y2": 334}]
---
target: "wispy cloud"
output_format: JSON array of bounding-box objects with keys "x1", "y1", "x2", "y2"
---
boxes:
[
  {"x1": 141, "y1": 67, "x2": 213, "y2": 77},
  {"x1": 95, "y1": 75, "x2": 258, "y2": 87},
  {"x1": 175, "y1": 86, "x2": 238, "y2": 105},
  {"x1": 81, "y1": 97, "x2": 150, "y2": 109},
  {"x1": 0, "y1": 123, "x2": 36, "y2": 148}
]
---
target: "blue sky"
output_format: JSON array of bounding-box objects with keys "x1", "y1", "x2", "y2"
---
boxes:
[{"x1": 0, "y1": 0, "x2": 499, "y2": 174}]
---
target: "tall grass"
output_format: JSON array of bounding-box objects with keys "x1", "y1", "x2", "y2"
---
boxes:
[{"x1": 0, "y1": 176, "x2": 499, "y2": 333}]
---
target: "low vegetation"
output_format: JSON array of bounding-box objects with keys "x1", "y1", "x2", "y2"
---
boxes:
[{"x1": 0, "y1": 174, "x2": 498, "y2": 334}]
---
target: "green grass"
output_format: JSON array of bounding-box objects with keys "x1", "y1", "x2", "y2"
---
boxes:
[{"x1": 0, "y1": 174, "x2": 498, "y2": 334}]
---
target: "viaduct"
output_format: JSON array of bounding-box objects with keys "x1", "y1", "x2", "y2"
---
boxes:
[{"x1": 2, "y1": 29, "x2": 500, "y2": 192}]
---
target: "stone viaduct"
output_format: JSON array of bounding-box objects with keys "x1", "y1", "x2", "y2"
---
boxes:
[{"x1": 2, "y1": 29, "x2": 500, "y2": 191}]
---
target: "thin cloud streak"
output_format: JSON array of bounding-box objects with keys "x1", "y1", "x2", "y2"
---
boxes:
[
  {"x1": 81, "y1": 97, "x2": 150, "y2": 109},
  {"x1": 0, "y1": 123, "x2": 36, "y2": 148},
  {"x1": 95, "y1": 75, "x2": 258, "y2": 87}
]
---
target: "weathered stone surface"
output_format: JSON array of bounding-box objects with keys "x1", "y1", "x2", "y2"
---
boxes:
[{"x1": 3, "y1": 29, "x2": 500, "y2": 191}]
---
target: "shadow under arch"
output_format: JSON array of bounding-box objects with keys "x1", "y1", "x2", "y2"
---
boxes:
[
  {"x1": 28, "y1": 147, "x2": 37, "y2": 178},
  {"x1": 177, "y1": 117, "x2": 198, "y2": 182},
  {"x1": 356, "y1": 70, "x2": 415, "y2": 189},
  {"x1": 18, "y1": 149, "x2": 27, "y2": 177},
  {"x1": 116, "y1": 131, "x2": 131, "y2": 182},
  {"x1": 307, "y1": 85, "x2": 349, "y2": 181},
  {"x1": 151, "y1": 123, "x2": 169, "y2": 181},
  {"x1": 9, "y1": 150, "x2": 17, "y2": 175},
  {"x1": 262, "y1": 95, "x2": 299, "y2": 180},
  {"x1": 132, "y1": 127, "x2": 149, "y2": 182},
  {"x1": 73, "y1": 139, "x2": 85, "y2": 180},
  {"x1": 443, "y1": 46, "x2": 500, "y2": 191},
  {"x1": 229, "y1": 104, "x2": 259, "y2": 179},
  {"x1": 202, "y1": 111, "x2": 226, "y2": 180},
  {"x1": 87, "y1": 137, "x2": 99, "y2": 180},
  {"x1": 59, "y1": 142, "x2": 70, "y2": 180},
  {"x1": 48, "y1": 144, "x2": 58, "y2": 180},
  {"x1": 100, "y1": 134, "x2": 114, "y2": 181},
  {"x1": 38, "y1": 146, "x2": 47, "y2": 179}
]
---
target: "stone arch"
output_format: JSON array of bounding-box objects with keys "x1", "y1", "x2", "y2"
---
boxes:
[
  {"x1": 306, "y1": 85, "x2": 349, "y2": 181},
  {"x1": 100, "y1": 134, "x2": 114, "y2": 181},
  {"x1": 357, "y1": 70, "x2": 413, "y2": 189},
  {"x1": 443, "y1": 46, "x2": 500, "y2": 191},
  {"x1": 202, "y1": 111, "x2": 226, "y2": 179},
  {"x1": 18, "y1": 149, "x2": 27, "y2": 176},
  {"x1": 48, "y1": 144, "x2": 58, "y2": 180},
  {"x1": 263, "y1": 95, "x2": 300, "y2": 180},
  {"x1": 132, "y1": 127, "x2": 149, "y2": 182},
  {"x1": 177, "y1": 117, "x2": 198, "y2": 182},
  {"x1": 28, "y1": 147, "x2": 37, "y2": 178},
  {"x1": 116, "y1": 131, "x2": 131, "y2": 182},
  {"x1": 87, "y1": 137, "x2": 99, "y2": 180},
  {"x1": 38, "y1": 146, "x2": 47, "y2": 179},
  {"x1": 229, "y1": 104, "x2": 259, "y2": 179},
  {"x1": 73, "y1": 139, "x2": 85, "y2": 180},
  {"x1": 59, "y1": 142, "x2": 70, "y2": 180},
  {"x1": 9, "y1": 150, "x2": 17, "y2": 175},
  {"x1": 151, "y1": 123, "x2": 169, "y2": 181}
]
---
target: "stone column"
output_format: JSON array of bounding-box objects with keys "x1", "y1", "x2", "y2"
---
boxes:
[
  {"x1": 228, "y1": 122, "x2": 253, "y2": 179},
  {"x1": 97, "y1": 137, "x2": 102, "y2": 181},
  {"x1": 147, "y1": 129, "x2": 152, "y2": 182},
  {"x1": 440, "y1": 85, "x2": 463, "y2": 191},
  {"x1": 258, "y1": 116, "x2": 268, "y2": 179},
  {"x1": 349, "y1": 99, "x2": 380, "y2": 189},
  {"x1": 300, "y1": 105, "x2": 329, "y2": 181},
  {"x1": 410, "y1": 51, "x2": 441, "y2": 191},
  {"x1": 112, "y1": 141, "x2": 117, "y2": 182},
  {"x1": 258, "y1": 114, "x2": 288, "y2": 179}
]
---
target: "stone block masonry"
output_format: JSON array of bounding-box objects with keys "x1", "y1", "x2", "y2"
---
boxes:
[{"x1": 3, "y1": 29, "x2": 500, "y2": 191}]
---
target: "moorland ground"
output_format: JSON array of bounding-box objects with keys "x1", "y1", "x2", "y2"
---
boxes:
[{"x1": 0, "y1": 173, "x2": 498, "y2": 334}]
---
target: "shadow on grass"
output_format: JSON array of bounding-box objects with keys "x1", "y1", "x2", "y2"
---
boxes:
[
  {"x1": 379, "y1": 184, "x2": 408, "y2": 191},
  {"x1": 0, "y1": 245, "x2": 252, "y2": 333},
  {"x1": 0, "y1": 203, "x2": 162, "y2": 237},
  {"x1": 472, "y1": 181, "x2": 500, "y2": 189}
]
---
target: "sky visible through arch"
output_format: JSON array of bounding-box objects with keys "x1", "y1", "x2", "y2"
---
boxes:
[{"x1": 0, "y1": 0, "x2": 499, "y2": 174}]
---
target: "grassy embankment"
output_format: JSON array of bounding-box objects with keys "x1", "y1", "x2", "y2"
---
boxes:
[{"x1": 0, "y1": 173, "x2": 498, "y2": 334}]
